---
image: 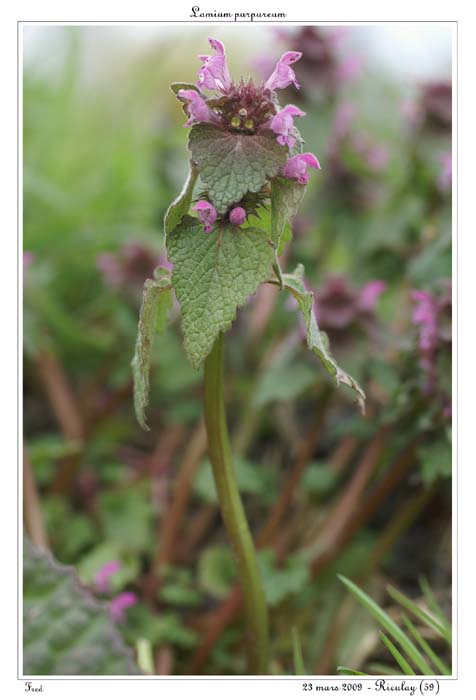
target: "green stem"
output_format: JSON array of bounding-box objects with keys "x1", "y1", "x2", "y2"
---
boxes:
[{"x1": 204, "y1": 332, "x2": 269, "y2": 675}]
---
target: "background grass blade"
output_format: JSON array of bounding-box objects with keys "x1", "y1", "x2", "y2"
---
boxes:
[
  {"x1": 292, "y1": 627, "x2": 306, "y2": 675},
  {"x1": 380, "y1": 633, "x2": 415, "y2": 675},
  {"x1": 338, "y1": 575, "x2": 434, "y2": 675},
  {"x1": 419, "y1": 577, "x2": 452, "y2": 632},
  {"x1": 387, "y1": 585, "x2": 452, "y2": 644},
  {"x1": 402, "y1": 614, "x2": 450, "y2": 675}
]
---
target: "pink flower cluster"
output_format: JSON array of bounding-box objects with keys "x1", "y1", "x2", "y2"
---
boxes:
[
  {"x1": 177, "y1": 37, "x2": 320, "y2": 197},
  {"x1": 315, "y1": 276, "x2": 386, "y2": 330},
  {"x1": 411, "y1": 281, "x2": 452, "y2": 397}
]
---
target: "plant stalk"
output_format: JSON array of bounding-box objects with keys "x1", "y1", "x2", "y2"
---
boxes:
[{"x1": 203, "y1": 332, "x2": 269, "y2": 675}]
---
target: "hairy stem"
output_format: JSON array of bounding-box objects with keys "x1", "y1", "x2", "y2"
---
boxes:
[{"x1": 203, "y1": 332, "x2": 269, "y2": 675}]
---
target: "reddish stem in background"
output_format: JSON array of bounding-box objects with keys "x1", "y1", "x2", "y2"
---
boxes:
[
  {"x1": 23, "y1": 444, "x2": 49, "y2": 550},
  {"x1": 36, "y1": 349, "x2": 85, "y2": 442},
  {"x1": 257, "y1": 387, "x2": 331, "y2": 547},
  {"x1": 155, "y1": 420, "x2": 207, "y2": 570}
]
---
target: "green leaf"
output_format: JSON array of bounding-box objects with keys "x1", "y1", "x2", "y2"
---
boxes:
[
  {"x1": 254, "y1": 362, "x2": 316, "y2": 406},
  {"x1": 188, "y1": 123, "x2": 288, "y2": 213},
  {"x1": 98, "y1": 486, "x2": 154, "y2": 553},
  {"x1": 282, "y1": 266, "x2": 366, "y2": 413},
  {"x1": 301, "y1": 462, "x2": 339, "y2": 497},
  {"x1": 23, "y1": 537, "x2": 140, "y2": 675},
  {"x1": 379, "y1": 633, "x2": 416, "y2": 675},
  {"x1": 126, "y1": 605, "x2": 198, "y2": 649},
  {"x1": 164, "y1": 162, "x2": 199, "y2": 238},
  {"x1": 258, "y1": 550, "x2": 310, "y2": 607},
  {"x1": 131, "y1": 273, "x2": 173, "y2": 430},
  {"x1": 270, "y1": 177, "x2": 306, "y2": 286},
  {"x1": 198, "y1": 545, "x2": 236, "y2": 598},
  {"x1": 76, "y1": 542, "x2": 140, "y2": 593},
  {"x1": 167, "y1": 216, "x2": 274, "y2": 368},
  {"x1": 194, "y1": 457, "x2": 276, "y2": 505},
  {"x1": 171, "y1": 82, "x2": 202, "y2": 95},
  {"x1": 338, "y1": 575, "x2": 434, "y2": 675},
  {"x1": 417, "y1": 442, "x2": 452, "y2": 484},
  {"x1": 136, "y1": 638, "x2": 154, "y2": 675}
]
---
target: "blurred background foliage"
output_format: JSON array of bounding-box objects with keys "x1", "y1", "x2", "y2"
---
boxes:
[{"x1": 23, "y1": 25, "x2": 452, "y2": 675}]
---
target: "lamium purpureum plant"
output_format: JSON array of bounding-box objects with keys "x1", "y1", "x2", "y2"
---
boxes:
[{"x1": 132, "y1": 37, "x2": 366, "y2": 675}]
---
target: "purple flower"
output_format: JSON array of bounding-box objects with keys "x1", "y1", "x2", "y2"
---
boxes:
[
  {"x1": 337, "y1": 54, "x2": 363, "y2": 82},
  {"x1": 109, "y1": 592, "x2": 138, "y2": 623},
  {"x1": 23, "y1": 251, "x2": 34, "y2": 269},
  {"x1": 412, "y1": 291, "x2": 438, "y2": 352},
  {"x1": 364, "y1": 144, "x2": 389, "y2": 172},
  {"x1": 315, "y1": 277, "x2": 357, "y2": 330},
  {"x1": 411, "y1": 283, "x2": 451, "y2": 398},
  {"x1": 193, "y1": 200, "x2": 217, "y2": 233},
  {"x1": 95, "y1": 560, "x2": 121, "y2": 594},
  {"x1": 197, "y1": 37, "x2": 232, "y2": 93},
  {"x1": 229, "y1": 206, "x2": 246, "y2": 227},
  {"x1": 269, "y1": 104, "x2": 305, "y2": 148},
  {"x1": 178, "y1": 89, "x2": 218, "y2": 127},
  {"x1": 97, "y1": 243, "x2": 160, "y2": 292},
  {"x1": 438, "y1": 151, "x2": 452, "y2": 192},
  {"x1": 357, "y1": 280, "x2": 387, "y2": 312},
  {"x1": 283, "y1": 153, "x2": 321, "y2": 184},
  {"x1": 265, "y1": 51, "x2": 302, "y2": 91}
]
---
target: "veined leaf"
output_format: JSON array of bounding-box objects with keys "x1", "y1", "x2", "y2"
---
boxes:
[
  {"x1": 270, "y1": 177, "x2": 306, "y2": 287},
  {"x1": 167, "y1": 216, "x2": 274, "y2": 369},
  {"x1": 188, "y1": 123, "x2": 288, "y2": 213},
  {"x1": 23, "y1": 537, "x2": 140, "y2": 675},
  {"x1": 164, "y1": 162, "x2": 199, "y2": 239},
  {"x1": 132, "y1": 272, "x2": 173, "y2": 430},
  {"x1": 282, "y1": 267, "x2": 366, "y2": 412}
]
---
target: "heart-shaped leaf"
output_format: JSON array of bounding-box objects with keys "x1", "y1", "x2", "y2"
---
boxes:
[
  {"x1": 167, "y1": 216, "x2": 274, "y2": 368},
  {"x1": 188, "y1": 123, "x2": 288, "y2": 213}
]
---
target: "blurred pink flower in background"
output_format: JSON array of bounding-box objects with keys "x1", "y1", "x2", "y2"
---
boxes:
[
  {"x1": 402, "y1": 81, "x2": 452, "y2": 134},
  {"x1": 438, "y1": 151, "x2": 452, "y2": 192},
  {"x1": 109, "y1": 592, "x2": 138, "y2": 623},
  {"x1": 315, "y1": 275, "x2": 386, "y2": 330},
  {"x1": 411, "y1": 281, "x2": 452, "y2": 396},
  {"x1": 253, "y1": 27, "x2": 363, "y2": 102},
  {"x1": 97, "y1": 241, "x2": 161, "y2": 293},
  {"x1": 95, "y1": 560, "x2": 121, "y2": 594}
]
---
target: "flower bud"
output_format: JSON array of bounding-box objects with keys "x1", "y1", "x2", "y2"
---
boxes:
[{"x1": 229, "y1": 206, "x2": 247, "y2": 227}]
